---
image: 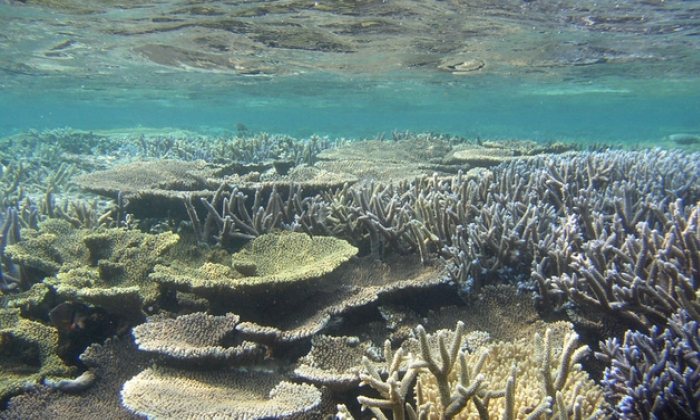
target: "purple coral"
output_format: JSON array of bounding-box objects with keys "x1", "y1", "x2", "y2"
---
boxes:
[{"x1": 596, "y1": 308, "x2": 700, "y2": 419}]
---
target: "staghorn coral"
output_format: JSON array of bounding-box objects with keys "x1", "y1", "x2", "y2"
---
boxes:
[
  {"x1": 194, "y1": 182, "x2": 335, "y2": 245},
  {"x1": 132, "y1": 312, "x2": 266, "y2": 364},
  {"x1": 121, "y1": 366, "x2": 322, "y2": 420},
  {"x1": 596, "y1": 307, "x2": 700, "y2": 419},
  {"x1": 537, "y1": 199, "x2": 700, "y2": 332},
  {"x1": 1, "y1": 207, "x2": 22, "y2": 293},
  {"x1": 357, "y1": 339, "x2": 425, "y2": 420},
  {"x1": 350, "y1": 321, "x2": 607, "y2": 420}
]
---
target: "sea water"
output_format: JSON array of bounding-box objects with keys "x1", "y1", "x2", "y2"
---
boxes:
[
  {"x1": 1, "y1": 73, "x2": 698, "y2": 146},
  {"x1": 0, "y1": 0, "x2": 698, "y2": 146}
]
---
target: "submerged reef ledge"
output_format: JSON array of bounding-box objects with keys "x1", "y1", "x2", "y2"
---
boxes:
[{"x1": 1, "y1": 127, "x2": 700, "y2": 419}]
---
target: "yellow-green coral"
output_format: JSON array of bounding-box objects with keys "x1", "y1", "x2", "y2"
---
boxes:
[
  {"x1": 7, "y1": 219, "x2": 179, "y2": 322},
  {"x1": 0, "y1": 307, "x2": 76, "y2": 402},
  {"x1": 45, "y1": 229, "x2": 179, "y2": 322},
  {"x1": 152, "y1": 231, "x2": 357, "y2": 293},
  {"x1": 231, "y1": 231, "x2": 358, "y2": 286}
]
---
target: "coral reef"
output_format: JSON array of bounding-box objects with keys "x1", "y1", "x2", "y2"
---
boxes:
[
  {"x1": 1, "y1": 129, "x2": 700, "y2": 419},
  {"x1": 132, "y1": 312, "x2": 266, "y2": 364},
  {"x1": 121, "y1": 366, "x2": 322, "y2": 420},
  {"x1": 596, "y1": 307, "x2": 700, "y2": 419},
  {"x1": 347, "y1": 321, "x2": 606, "y2": 420}
]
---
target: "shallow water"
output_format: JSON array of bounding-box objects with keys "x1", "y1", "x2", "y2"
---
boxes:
[
  {"x1": 1, "y1": 0, "x2": 699, "y2": 145},
  {"x1": 2, "y1": 74, "x2": 699, "y2": 145}
]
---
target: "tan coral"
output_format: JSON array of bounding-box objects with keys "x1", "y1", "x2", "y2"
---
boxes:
[
  {"x1": 352, "y1": 321, "x2": 606, "y2": 420},
  {"x1": 132, "y1": 312, "x2": 265, "y2": 363},
  {"x1": 73, "y1": 159, "x2": 220, "y2": 197},
  {"x1": 316, "y1": 135, "x2": 454, "y2": 181},
  {"x1": 121, "y1": 366, "x2": 322, "y2": 420},
  {"x1": 414, "y1": 321, "x2": 607, "y2": 420}
]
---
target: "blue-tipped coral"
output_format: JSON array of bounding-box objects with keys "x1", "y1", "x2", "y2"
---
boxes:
[{"x1": 596, "y1": 308, "x2": 700, "y2": 419}]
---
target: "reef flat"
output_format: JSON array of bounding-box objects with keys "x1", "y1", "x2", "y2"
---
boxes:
[{"x1": 1, "y1": 128, "x2": 700, "y2": 419}]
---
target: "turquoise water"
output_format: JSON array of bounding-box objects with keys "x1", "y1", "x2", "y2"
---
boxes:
[
  {"x1": 1, "y1": 0, "x2": 699, "y2": 145},
  {"x1": 2, "y1": 73, "x2": 699, "y2": 144}
]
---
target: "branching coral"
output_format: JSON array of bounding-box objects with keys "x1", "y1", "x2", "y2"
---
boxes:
[
  {"x1": 596, "y1": 307, "x2": 700, "y2": 419},
  {"x1": 348, "y1": 321, "x2": 606, "y2": 420},
  {"x1": 538, "y1": 199, "x2": 700, "y2": 331},
  {"x1": 193, "y1": 183, "x2": 328, "y2": 246}
]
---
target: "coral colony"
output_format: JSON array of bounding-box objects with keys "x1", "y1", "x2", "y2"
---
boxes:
[{"x1": 1, "y1": 128, "x2": 699, "y2": 419}]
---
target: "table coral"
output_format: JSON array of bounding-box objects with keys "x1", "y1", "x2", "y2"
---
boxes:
[
  {"x1": 152, "y1": 231, "x2": 357, "y2": 291},
  {"x1": 0, "y1": 307, "x2": 76, "y2": 403},
  {"x1": 132, "y1": 312, "x2": 266, "y2": 364},
  {"x1": 121, "y1": 366, "x2": 322, "y2": 420},
  {"x1": 231, "y1": 231, "x2": 358, "y2": 286}
]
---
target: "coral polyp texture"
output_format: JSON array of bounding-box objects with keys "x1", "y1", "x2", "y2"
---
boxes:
[
  {"x1": 120, "y1": 366, "x2": 322, "y2": 420},
  {"x1": 1, "y1": 129, "x2": 700, "y2": 419},
  {"x1": 132, "y1": 312, "x2": 266, "y2": 363}
]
